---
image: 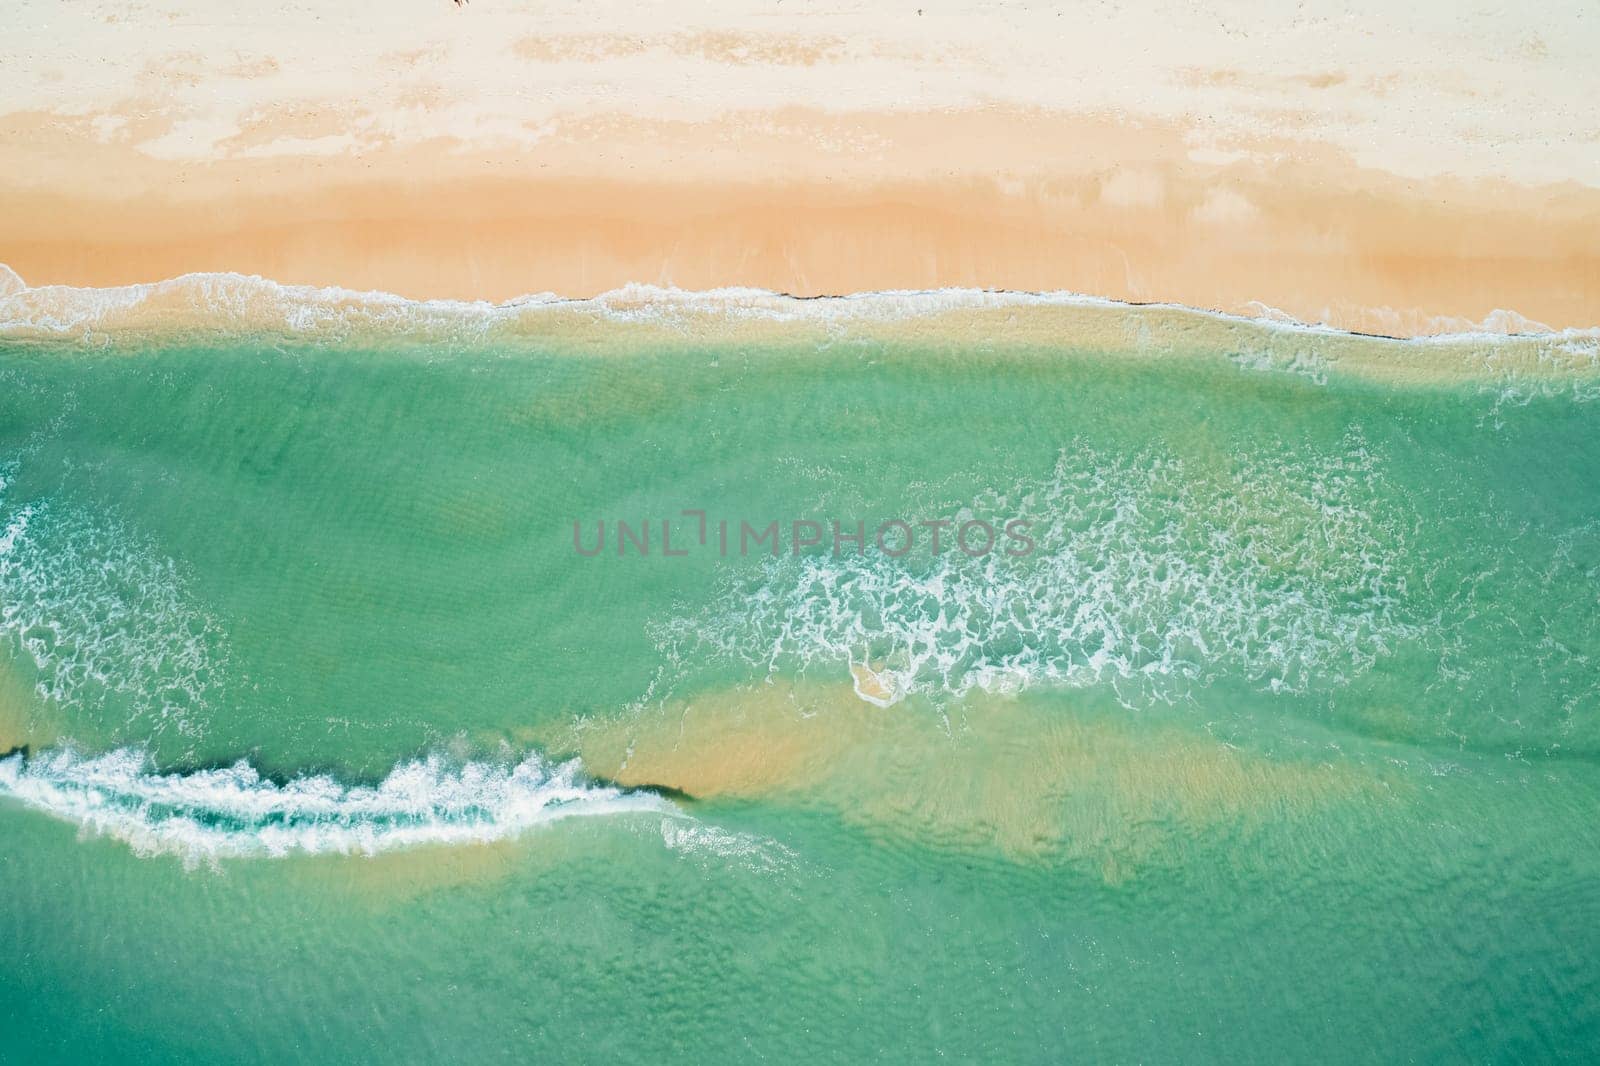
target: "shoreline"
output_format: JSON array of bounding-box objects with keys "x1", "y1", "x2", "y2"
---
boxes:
[
  {"x1": 6, "y1": 157, "x2": 1597, "y2": 339},
  {"x1": 4, "y1": 266, "x2": 1596, "y2": 392},
  {"x1": 9, "y1": 264, "x2": 1597, "y2": 341}
]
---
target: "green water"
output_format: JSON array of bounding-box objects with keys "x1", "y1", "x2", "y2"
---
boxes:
[{"x1": 2, "y1": 329, "x2": 1598, "y2": 1061}]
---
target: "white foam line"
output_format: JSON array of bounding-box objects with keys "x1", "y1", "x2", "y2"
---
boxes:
[
  {"x1": 0, "y1": 746, "x2": 672, "y2": 866},
  {"x1": 2, "y1": 263, "x2": 1595, "y2": 344}
]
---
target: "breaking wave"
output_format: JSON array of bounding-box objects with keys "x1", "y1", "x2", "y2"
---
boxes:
[
  {"x1": 0, "y1": 746, "x2": 670, "y2": 865},
  {"x1": 4, "y1": 263, "x2": 1598, "y2": 365}
]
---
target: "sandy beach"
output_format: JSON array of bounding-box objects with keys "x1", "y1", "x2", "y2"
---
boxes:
[{"x1": 3, "y1": 1, "x2": 1599, "y2": 333}]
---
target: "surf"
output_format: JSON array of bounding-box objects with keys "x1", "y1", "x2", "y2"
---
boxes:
[
  {"x1": 0, "y1": 744, "x2": 671, "y2": 865},
  {"x1": 4, "y1": 265, "x2": 1598, "y2": 396}
]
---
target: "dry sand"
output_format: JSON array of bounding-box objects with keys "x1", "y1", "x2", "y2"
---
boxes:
[{"x1": 3, "y1": 2, "x2": 1598, "y2": 334}]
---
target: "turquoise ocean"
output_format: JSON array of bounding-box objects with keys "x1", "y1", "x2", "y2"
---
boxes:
[{"x1": 1, "y1": 279, "x2": 1598, "y2": 1061}]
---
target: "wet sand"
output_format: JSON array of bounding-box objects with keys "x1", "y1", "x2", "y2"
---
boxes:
[{"x1": 3, "y1": 117, "x2": 1598, "y2": 336}]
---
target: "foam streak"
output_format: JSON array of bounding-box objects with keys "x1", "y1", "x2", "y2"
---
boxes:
[{"x1": 0, "y1": 746, "x2": 669, "y2": 865}]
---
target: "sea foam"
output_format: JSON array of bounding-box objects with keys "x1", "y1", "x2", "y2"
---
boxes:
[
  {"x1": 0, "y1": 461, "x2": 229, "y2": 742},
  {"x1": 5, "y1": 266, "x2": 1598, "y2": 410},
  {"x1": 653, "y1": 436, "x2": 1423, "y2": 708},
  {"x1": 0, "y1": 745, "x2": 670, "y2": 865},
  {"x1": 2, "y1": 262, "x2": 1597, "y2": 348}
]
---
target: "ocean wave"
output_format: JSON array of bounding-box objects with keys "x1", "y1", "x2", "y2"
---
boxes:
[
  {"x1": 652, "y1": 436, "x2": 1423, "y2": 707},
  {"x1": 0, "y1": 745, "x2": 671, "y2": 865},
  {"x1": 3, "y1": 263, "x2": 1598, "y2": 355}
]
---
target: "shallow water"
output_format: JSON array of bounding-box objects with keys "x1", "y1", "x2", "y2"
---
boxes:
[{"x1": 2, "y1": 314, "x2": 1598, "y2": 1061}]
